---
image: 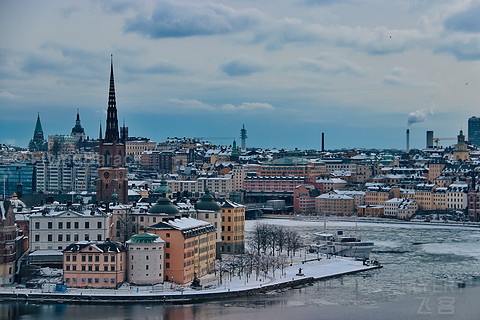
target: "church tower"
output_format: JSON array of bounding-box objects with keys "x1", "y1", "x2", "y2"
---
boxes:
[{"x1": 97, "y1": 56, "x2": 128, "y2": 204}]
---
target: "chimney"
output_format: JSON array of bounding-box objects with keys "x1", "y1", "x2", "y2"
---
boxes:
[
  {"x1": 406, "y1": 129, "x2": 410, "y2": 152},
  {"x1": 321, "y1": 132, "x2": 325, "y2": 152}
]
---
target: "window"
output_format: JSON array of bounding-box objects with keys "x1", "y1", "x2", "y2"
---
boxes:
[
  {"x1": 82, "y1": 255, "x2": 86, "y2": 262},
  {"x1": 66, "y1": 234, "x2": 71, "y2": 242},
  {"x1": 67, "y1": 222, "x2": 71, "y2": 229},
  {"x1": 166, "y1": 262, "x2": 170, "y2": 268},
  {"x1": 88, "y1": 266, "x2": 92, "y2": 271},
  {"x1": 58, "y1": 234, "x2": 63, "y2": 241},
  {"x1": 72, "y1": 256, "x2": 77, "y2": 262},
  {"x1": 95, "y1": 256, "x2": 99, "y2": 262},
  {"x1": 58, "y1": 222, "x2": 63, "y2": 229},
  {"x1": 166, "y1": 233, "x2": 170, "y2": 238},
  {"x1": 47, "y1": 234, "x2": 52, "y2": 242},
  {"x1": 97, "y1": 221, "x2": 102, "y2": 229},
  {"x1": 146, "y1": 265, "x2": 149, "y2": 270},
  {"x1": 146, "y1": 255, "x2": 149, "y2": 260},
  {"x1": 72, "y1": 278, "x2": 77, "y2": 283},
  {"x1": 140, "y1": 217, "x2": 144, "y2": 222},
  {"x1": 66, "y1": 265, "x2": 70, "y2": 271},
  {"x1": 88, "y1": 256, "x2": 93, "y2": 262},
  {"x1": 104, "y1": 266, "x2": 108, "y2": 271},
  {"x1": 48, "y1": 222, "x2": 53, "y2": 229},
  {"x1": 166, "y1": 242, "x2": 170, "y2": 248},
  {"x1": 65, "y1": 278, "x2": 70, "y2": 283},
  {"x1": 97, "y1": 234, "x2": 102, "y2": 241},
  {"x1": 66, "y1": 255, "x2": 70, "y2": 262},
  {"x1": 72, "y1": 265, "x2": 77, "y2": 271},
  {"x1": 104, "y1": 256, "x2": 108, "y2": 262},
  {"x1": 111, "y1": 279, "x2": 115, "y2": 284},
  {"x1": 35, "y1": 222, "x2": 40, "y2": 229},
  {"x1": 85, "y1": 234, "x2": 89, "y2": 241},
  {"x1": 205, "y1": 214, "x2": 209, "y2": 219},
  {"x1": 74, "y1": 234, "x2": 79, "y2": 241},
  {"x1": 88, "y1": 278, "x2": 92, "y2": 284},
  {"x1": 166, "y1": 253, "x2": 170, "y2": 259},
  {"x1": 74, "y1": 222, "x2": 79, "y2": 229},
  {"x1": 81, "y1": 265, "x2": 86, "y2": 271},
  {"x1": 95, "y1": 278, "x2": 99, "y2": 284},
  {"x1": 95, "y1": 266, "x2": 99, "y2": 271},
  {"x1": 111, "y1": 256, "x2": 115, "y2": 262},
  {"x1": 35, "y1": 234, "x2": 40, "y2": 241},
  {"x1": 85, "y1": 222, "x2": 90, "y2": 229},
  {"x1": 111, "y1": 266, "x2": 115, "y2": 271},
  {"x1": 104, "y1": 278, "x2": 108, "y2": 283}
]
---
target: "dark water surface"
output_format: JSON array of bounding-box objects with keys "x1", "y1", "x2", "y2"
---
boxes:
[{"x1": 2, "y1": 220, "x2": 479, "y2": 319}]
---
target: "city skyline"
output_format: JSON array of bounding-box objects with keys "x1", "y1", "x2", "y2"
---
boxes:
[{"x1": 1, "y1": 0, "x2": 479, "y2": 150}]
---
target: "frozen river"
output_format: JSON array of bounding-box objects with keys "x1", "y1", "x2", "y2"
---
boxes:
[{"x1": 3, "y1": 219, "x2": 480, "y2": 319}]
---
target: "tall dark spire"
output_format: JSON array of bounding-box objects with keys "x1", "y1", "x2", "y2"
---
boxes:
[
  {"x1": 99, "y1": 119, "x2": 103, "y2": 140},
  {"x1": 105, "y1": 54, "x2": 119, "y2": 142},
  {"x1": 34, "y1": 113, "x2": 44, "y2": 137}
]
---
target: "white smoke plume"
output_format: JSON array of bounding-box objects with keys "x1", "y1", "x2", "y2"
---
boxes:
[{"x1": 407, "y1": 107, "x2": 434, "y2": 126}]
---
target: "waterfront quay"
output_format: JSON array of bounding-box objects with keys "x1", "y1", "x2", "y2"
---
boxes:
[{"x1": 0, "y1": 257, "x2": 380, "y2": 304}]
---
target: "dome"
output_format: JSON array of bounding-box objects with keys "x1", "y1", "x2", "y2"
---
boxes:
[
  {"x1": 195, "y1": 190, "x2": 221, "y2": 211},
  {"x1": 128, "y1": 231, "x2": 161, "y2": 244},
  {"x1": 155, "y1": 174, "x2": 172, "y2": 194},
  {"x1": 148, "y1": 196, "x2": 179, "y2": 215}
]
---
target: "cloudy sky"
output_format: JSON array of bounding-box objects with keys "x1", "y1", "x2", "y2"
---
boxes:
[{"x1": 1, "y1": 0, "x2": 479, "y2": 150}]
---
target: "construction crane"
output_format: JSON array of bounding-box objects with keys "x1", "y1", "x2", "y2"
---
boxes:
[
  {"x1": 80, "y1": 165, "x2": 93, "y2": 191},
  {"x1": 434, "y1": 137, "x2": 456, "y2": 148}
]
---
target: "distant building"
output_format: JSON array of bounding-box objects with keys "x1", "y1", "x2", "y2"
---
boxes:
[
  {"x1": 453, "y1": 130, "x2": 469, "y2": 161},
  {"x1": 63, "y1": 240, "x2": 126, "y2": 288},
  {"x1": 357, "y1": 204, "x2": 384, "y2": 218},
  {"x1": 0, "y1": 164, "x2": 35, "y2": 197},
  {"x1": 468, "y1": 116, "x2": 480, "y2": 147},
  {"x1": 294, "y1": 185, "x2": 320, "y2": 214},
  {"x1": 315, "y1": 193, "x2": 355, "y2": 216},
  {"x1": 48, "y1": 135, "x2": 76, "y2": 155},
  {"x1": 70, "y1": 109, "x2": 86, "y2": 144},
  {"x1": 194, "y1": 190, "x2": 222, "y2": 257},
  {"x1": 28, "y1": 114, "x2": 47, "y2": 152}
]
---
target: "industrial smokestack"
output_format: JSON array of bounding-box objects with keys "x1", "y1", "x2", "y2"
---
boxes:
[
  {"x1": 426, "y1": 131, "x2": 434, "y2": 148},
  {"x1": 406, "y1": 129, "x2": 410, "y2": 153},
  {"x1": 321, "y1": 132, "x2": 325, "y2": 152}
]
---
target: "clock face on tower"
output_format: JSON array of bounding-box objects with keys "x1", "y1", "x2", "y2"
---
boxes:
[{"x1": 103, "y1": 172, "x2": 110, "y2": 179}]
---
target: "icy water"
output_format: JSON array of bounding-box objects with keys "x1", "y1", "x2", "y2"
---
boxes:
[{"x1": 2, "y1": 219, "x2": 480, "y2": 320}]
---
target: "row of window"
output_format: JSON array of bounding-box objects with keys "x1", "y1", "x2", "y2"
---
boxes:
[
  {"x1": 34, "y1": 233, "x2": 103, "y2": 242},
  {"x1": 65, "y1": 278, "x2": 116, "y2": 284},
  {"x1": 65, "y1": 265, "x2": 117, "y2": 272},
  {"x1": 34, "y1": 221, "x2": 103, "y2": 230}
]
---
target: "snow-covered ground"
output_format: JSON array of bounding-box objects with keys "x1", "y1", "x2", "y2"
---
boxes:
[{"x1": 1, "y1": 255, "x2": 377, "y2": 299}]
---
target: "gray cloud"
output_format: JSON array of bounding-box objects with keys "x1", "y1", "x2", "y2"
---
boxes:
[
  {"x1": 222, "y1": 102, "x2": 274, "y2": 112},
  {"x1": 435, "y1": 37, "x2": 480, "y2": 61},
  {"x1": 123, "y1": 61, "x2": 183, "y2": 75},
  {"x1": 125, "y1": 1, "x2": 261, "y2": 38},
  {"x1": 445, "y1": 3, "x2": 480, "y2": 33},
  {"x1": 220, "y1": 57, "x2": 264, "y2": 76},
  {"x1": 407, "y1": 107, "x2": 434, "y2": 126}
]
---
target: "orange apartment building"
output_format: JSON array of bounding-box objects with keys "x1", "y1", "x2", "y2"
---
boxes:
[
  {"x1": 357, "y1": 205, "x2": 384, "y2": 218},
  {"x1": 148, "y1": 218, "x2": 216, "y2": 284},
  {"x1": 315, "y1": 193, "x2": 355, "y2": 216},
  {"x1": 365, "y1": 186, "x2": 400, "y2": 206},
  {"x1": 62, "y1": 241, "x2": 126, "y2": 289}
]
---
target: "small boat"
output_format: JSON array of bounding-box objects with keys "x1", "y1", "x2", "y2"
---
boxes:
[{"x1": 312, "y1": 230, "x2": 374, "y2": 260}]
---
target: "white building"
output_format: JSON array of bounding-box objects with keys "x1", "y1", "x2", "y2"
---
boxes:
[
  {"x1": 29, "y1": 204, "x2": 110, "y2": 252},
  {"x1": 446, "y1": 183, "x2": 468, "y2": 210},
  {"x1": 126, "y1": 231, "x2": 165, "y2": 285}
]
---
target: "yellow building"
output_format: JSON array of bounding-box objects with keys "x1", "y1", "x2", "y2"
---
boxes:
[
  {"x1": 453, "y1": 130, "x2": 469, "y2": 161},
  {"x1": 220, "y1": 200, "x2": 245, "y2": 254}
]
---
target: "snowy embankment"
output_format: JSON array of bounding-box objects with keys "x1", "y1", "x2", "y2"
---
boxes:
[{"x1": 0, "y1": 257, "x2": 380, "y2": 304}]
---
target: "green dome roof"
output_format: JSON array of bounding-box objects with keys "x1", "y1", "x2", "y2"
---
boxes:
[
  {"x1": 129, "y1": 231, "x2": 160, "y2": 244},
  {"x1": 155, "y1": 174, "x2": 172, "y2": 194},
  {"x1": 148, "y1": 196, "x2": 179, "y2": 215},
  {"x1": 195, "y1": 190, "x2": 221, "y2": 211}
]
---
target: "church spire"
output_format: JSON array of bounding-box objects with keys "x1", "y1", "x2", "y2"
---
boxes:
[
  {"x1": 99, "y1": 119, "x2": 103, "y2": 140},
  {"x1": 105, "y1": 54, "x2": 119, "y2": 142},
  {"x1": 34, "y1": 113, "x2": 43, "y2": 137}
]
